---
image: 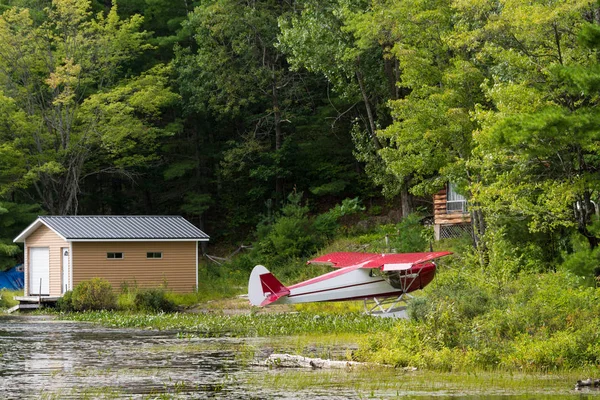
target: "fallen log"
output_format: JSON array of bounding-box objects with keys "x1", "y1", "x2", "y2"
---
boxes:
[
  {"x1": 575, "y1": 379, "x2": 600, "y2": 390},
  {"x1": 265, "y1": 353, "x2": 368, "y2": 369}
]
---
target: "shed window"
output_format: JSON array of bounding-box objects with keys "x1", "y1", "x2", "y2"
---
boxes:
[
  {"x1": 446, "y1": 183, "x2": 467, "y2": 213},
  {"x1": 107, "y1": 252, "x2": 124, "y2": 259},
  {"x1": 147, "y1": 252, "x2": 162, "y2": 259}
]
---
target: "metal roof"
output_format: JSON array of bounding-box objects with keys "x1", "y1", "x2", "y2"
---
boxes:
[{"x1": 15, "y1": 216, "x2": 210, "y2": 242}]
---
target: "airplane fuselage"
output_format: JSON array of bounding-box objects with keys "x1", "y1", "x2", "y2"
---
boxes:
[
  {"x1": 248, "y1": 252, "x2": 447, "y2": 308},
  {"x1": 276, "y1": 262, "x2": 435, "y2": 304}
]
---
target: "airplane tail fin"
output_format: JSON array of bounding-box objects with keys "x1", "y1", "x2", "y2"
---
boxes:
[{"x1": 248, "y1": 265, "x2": 290, "y2": 307}]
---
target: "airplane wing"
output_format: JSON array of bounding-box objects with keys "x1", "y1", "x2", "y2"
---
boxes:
[
  {"x1": 307, "y1": 251, "x2": 452, "y2": 270},
  {"x1": 366, "y1": 252, "x2": 452, "y2": 271},
  {"x1": 307, "y1": 252, "x2": 380, "y2": 267}
]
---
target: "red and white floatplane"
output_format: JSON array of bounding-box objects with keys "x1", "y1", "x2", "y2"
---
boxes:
[{"x1": 248, "y1": 251, "x2": 451, "y2": 317}]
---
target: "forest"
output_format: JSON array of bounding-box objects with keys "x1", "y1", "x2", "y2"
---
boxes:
[
  {"x1": 1, "y1": 0, "x2": 600, "y2": 374},
  {"x1": 1, "y1": 0, "x2": 600, "y2": 282}
]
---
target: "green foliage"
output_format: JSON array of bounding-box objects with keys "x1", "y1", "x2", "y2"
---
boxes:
[
  {"x1": 561, "y1": 246, "x2": 600, "y2": 284},
  {"x1": 134, "y1": 288, "x2": 177, "y2": 313},
  {"x1": 376, "y1": 0, "x2": 481, "y2": 196},
  {"x1": 56, "y1": 290, "x2": 74, "y2": 312},
  {"x1": 0, "y1": 289, "x2": 20, "y2": 309},
  {"x1": 256, "y1": 193, "x2": 365, "y2": 267},
  {"x1": 354, "y1": 260, "x2": 600, "y2": 371},
  {"x1": 0, "y1": 0, "x2": 179, "y2": 215},
  {"x1": 349, "y1": 213, "x2": 427, "y2": 253},
  {"x1": 278, "y1": 0, "x2": 404, "y2": 198},
  {"x1": 71, "y1": 278, "x2": 117, "y2": 311},
  {"x1": 0, "y1": 202, "x2": 40, "y2": 270},
  {"x1": 254, "y1": 193, "x2": 370, "y2": 273}
]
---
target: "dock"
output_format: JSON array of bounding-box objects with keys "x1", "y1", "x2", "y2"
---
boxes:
[{"x1": 6, "y1": 296, "x2": 61, "y2": 313}]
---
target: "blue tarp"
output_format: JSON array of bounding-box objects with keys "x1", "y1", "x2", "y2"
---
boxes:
[{"x1": 0, "y1": 265, "x2": 24, "y2": 290}]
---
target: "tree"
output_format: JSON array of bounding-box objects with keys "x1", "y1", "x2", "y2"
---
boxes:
[
  {"x1": 470, "y1": 0, "x2": 600, "y2": 250},
  {"x1": 177, "y1": 0, "x2": 303, "y2": 200},
  {"x1": 0, "y1": 0, "x2": 179, "y2": 215},
  {"x1": 0, "y1": 201, "x2": 40, "y2": 270},
  {"x1": 278, "y1": 0, "x2": 414, "y2": 212}
]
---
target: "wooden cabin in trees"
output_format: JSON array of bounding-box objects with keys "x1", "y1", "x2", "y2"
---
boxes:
[
  {"x1": 13, "y1": 216, "x2": 209, "y2": 297},
  {"x1": 433, "y1": 183, "x2": 472, "y2": 240}
]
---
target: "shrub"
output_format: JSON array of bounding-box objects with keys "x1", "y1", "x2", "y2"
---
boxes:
[
  {"x1": 56, "y1": 290, "x2": 74, "y2": 312},
  {"x1": 255, "y1": 192, "x2": 319, "y2": 265},
  {"x1": 351, "y1": 213, "x2": 428, "y2": 253},
  {"x1": 256, "y1": 194, "x2": 366, "y2": 267},
  {"x1": 0, "y1": 289, "x2": 20, "y2": 309},
  {"x1": 406, "y1": 296, "x2": 429, "y2": 322},
  {"x1": 134, "y1": 288, "x2": 176, "y2": 312},
  {"x1": 71, "y1": 278, "x2": 117, "y2": 311}
]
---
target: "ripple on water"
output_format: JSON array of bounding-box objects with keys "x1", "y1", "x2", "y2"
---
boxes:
[{"x1": 0, "y1": 315, "x2": 588, "y2": 399}]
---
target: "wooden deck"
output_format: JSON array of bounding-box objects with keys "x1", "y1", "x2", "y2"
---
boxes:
[{"x1": 6, "y1": 296, "x2": 62, "y2": 314}]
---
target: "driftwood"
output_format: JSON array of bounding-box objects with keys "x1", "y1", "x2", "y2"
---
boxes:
[
  {"x1": 265, "y1": 353, "x2": 369, "y2": 369},
  {"x1": 575, "y1": 379, "x2": 600, "y2": 390}
]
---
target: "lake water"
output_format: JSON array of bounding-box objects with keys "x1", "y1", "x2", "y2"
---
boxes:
[{"x1": 0, "y1": 315, "x2": 597, "y2": 399}]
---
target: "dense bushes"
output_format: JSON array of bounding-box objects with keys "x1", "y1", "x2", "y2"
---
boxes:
[
  {"x1": 56, "y1": 290, "x2": 75, "y2": 312},
  {"x1": 58, "y1": 278, "x2": 117, "y2": 311},
  {"x1": 133, "y1": 288, "x2": 176, "y2": 312},
  {"x1": 354, "y1": 265, "x2": 600, "y2": 371},
  {"x1": 58, "y1": 279, "x2": 176, "y2": 312},
  {"x1": 0, "y1": 289, "x2": 19, "y2": 309},
  {"x1": 255, "y1": 193, "x2": 364, "y2": 268}
]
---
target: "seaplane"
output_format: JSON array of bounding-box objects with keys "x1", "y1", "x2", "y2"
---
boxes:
[{"x1": 248, "y1": 251, "x2": 451, "y2": 316}]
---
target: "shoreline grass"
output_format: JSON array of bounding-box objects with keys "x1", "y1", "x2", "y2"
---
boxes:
[
  {"x1": 53, "y1": 308, "x2": 600, "y2": 378},
  {"x1": 58, "y1": 309, "x2": 397, "y2": 337},
  {"x1": 247, "y1": 368, "x2": 595, "y2": 398}
]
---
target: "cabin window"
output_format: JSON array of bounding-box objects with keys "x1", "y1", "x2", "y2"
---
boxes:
[
  {"x1": 147, "y1": 252, "x2": 162, "y2": 259},
  {"x1": 107, "y1": 252, "x2": 124, "y2": 259},
  {"x1": 446, "y1": 183, "x2": 467, "y2": 213}
]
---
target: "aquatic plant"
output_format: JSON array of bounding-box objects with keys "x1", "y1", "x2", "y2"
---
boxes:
[{"x1": 61, "y1": 311, "x2": 396, "y2": 337}]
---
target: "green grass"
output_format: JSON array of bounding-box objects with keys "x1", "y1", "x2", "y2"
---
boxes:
[
  {"x1": 293, "y1": 300, "x2": 365, "y2": 314},
  {"x1": 248, "y1": 368, "x2": 592, "y2": 397}
]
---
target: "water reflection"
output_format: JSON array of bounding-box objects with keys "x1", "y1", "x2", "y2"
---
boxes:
[
  {"x1": 0, "y1": 315, "x2": 248, "y2": 399},
  {"x1": 0, "y1": 315, "x2": 593, "y2": 399}
]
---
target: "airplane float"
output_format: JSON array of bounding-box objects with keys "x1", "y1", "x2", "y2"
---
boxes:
[{"x1": 248, "y1": 251, "x2": 451, "y2": 316}]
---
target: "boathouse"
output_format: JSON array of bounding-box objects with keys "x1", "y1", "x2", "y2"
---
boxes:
[
  {"x1": 13, "y1": 216, "x2": 209, "y2": 297},
  {"x1": 433, "y1": 183, "x2": 472, "y2": 240}
]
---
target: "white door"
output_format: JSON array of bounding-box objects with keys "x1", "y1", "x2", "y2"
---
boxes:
[
  {"x1": 62, "y1": 248, "x2": 70, "y2": 293},
  {"x1": 30, "y1": 247, "x2": 50, "y2": 296}
]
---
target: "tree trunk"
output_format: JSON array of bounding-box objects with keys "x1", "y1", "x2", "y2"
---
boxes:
[
  {"x1": 383, "y1": 54, "x2": 398, "y2": 101},
  {"x1": 355, "y1": 70, "x2": 382, "y2": 151},
  {"x1": 471, "y1": 206, "x2": 486, "y2": 251},
  {"x1": 272, "y1": 72, "x2": 283, "y2": 198},
  {"x1": 400, "y1": 178, "x2": 413, "y2": 217},
  {"x1": 575, "y1": 190, "x2": 599, "y2": 250},
  {"x1": 198, "y1": 214, "x2": 208, "y2": 254}
]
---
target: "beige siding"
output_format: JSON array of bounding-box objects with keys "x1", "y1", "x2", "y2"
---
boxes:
[
  {"x1": 72, "y1": 241, "x2": 197, "y2": 294},
  {"x1": 25, "y1": 225, "x2": 69, "y2": 296}
]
